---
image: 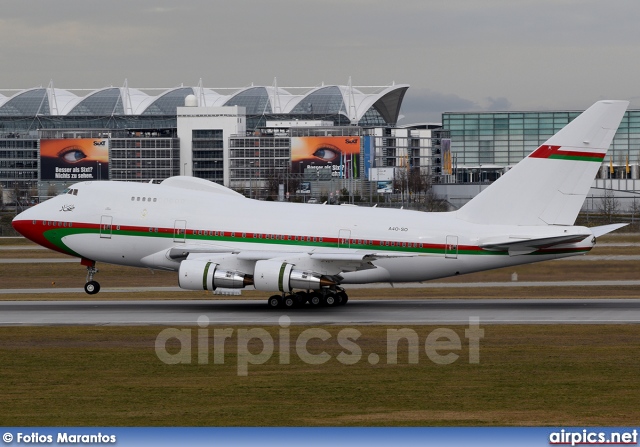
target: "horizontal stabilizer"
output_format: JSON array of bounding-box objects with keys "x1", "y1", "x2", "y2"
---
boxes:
[
  {"x1": 480, "y1": 233, "x2": 591, "y2": 254},
  {"x1": 591, "y1": 223, "x2": 629, "y2": 238}
]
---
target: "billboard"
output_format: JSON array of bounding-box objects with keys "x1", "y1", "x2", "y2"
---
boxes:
[
  {"x1": 291, "y1": 136, "x2": 360, "y2": 178},
  {"x1": 377, "y1": 180, "x2": 393, "y2": 193},
  {"x1": 369, "y1": 167, "x2": 395, "y2": 181},
  {"x1": 40, "y1": 139, "x2": 109, "y2": 181}
]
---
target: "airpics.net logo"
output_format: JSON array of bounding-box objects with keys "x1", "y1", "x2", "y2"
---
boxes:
[{"x1": 155, "y1": 316, "x2": 484, "y2": 376}]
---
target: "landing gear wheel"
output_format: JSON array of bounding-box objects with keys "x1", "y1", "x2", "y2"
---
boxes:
[
  {"x1": 84, "y1": 281, "x2": 100, "y2": 295},
  {"x1": 268, "y1": 295, "x2": 282, "y2": 308},
  {"x1": 323, "y1": 294, "x2": 337, "y2": 307},
  {"x1": 283, "y1": 296, "x2": 296, "y2": 308},
  {"x1": 83, "y1": 260, "x2": 100, "y2": 295},
  {"x1": 294, "y1": 291, "x2": 308, "y2": 306},
  {"x1": 309, "y1": 292, "x2": 322, "y2": 307},
  {"x1": 337, "y1": 291, "x2": 348, "y2": 305}
]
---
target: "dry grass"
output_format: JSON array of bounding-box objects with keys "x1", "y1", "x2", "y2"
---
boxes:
[{"x1": 0, "y1": 325, "x2": 638, "y2": 426}]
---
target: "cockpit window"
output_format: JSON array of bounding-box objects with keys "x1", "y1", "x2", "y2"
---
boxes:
[{"x1": 61, "y1": 188, "x2": 70, "y2": 195}]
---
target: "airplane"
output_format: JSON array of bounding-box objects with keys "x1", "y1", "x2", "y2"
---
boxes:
[{"x1": 12, "y1": 100, "x2": 629, "y2": 308}]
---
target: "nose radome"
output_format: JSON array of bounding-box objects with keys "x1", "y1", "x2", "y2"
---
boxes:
[{"x1": 12, "y1": 214, "x2": 36, "y2": 240}]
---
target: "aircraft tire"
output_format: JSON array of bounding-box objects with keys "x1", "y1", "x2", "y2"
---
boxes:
[
  {"x1": 309, "y1": 292, "x2": 322, "y2": 307},
  {"x1": 323, "y1": 294, "x2": 337, "y2": 306},
  {"x1": 294, "y1": 291, "x2": 308, "y2": 306},
  {"x1": 283, "y1": 296, "x2": 296, "y2": 308},
  {"x1": 268, "y1": 295, "x2": 282, "y2": 308},
  {"x1": 84, "y1": 281, "x2": 100, "y2": 295},
  {"x1": 337, "y1": 291, "x2": 348, "y2": 305}
]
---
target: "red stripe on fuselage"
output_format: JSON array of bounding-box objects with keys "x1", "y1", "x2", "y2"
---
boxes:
[{"x1": 13, "y1": 219, "x2": 493, "y2": 255}]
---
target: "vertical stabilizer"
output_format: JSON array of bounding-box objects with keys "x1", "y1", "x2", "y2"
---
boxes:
[{"x1": 457, "y1": 100, "x2": 628, "y2": 226}]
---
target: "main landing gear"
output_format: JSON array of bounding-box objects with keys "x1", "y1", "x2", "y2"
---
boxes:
[
  {"x1": 82, "y1": 258, "x2": 100, "y2": 295},
  {"x1": 267, "y1": 288, "x2": 349, "y2": 309}
]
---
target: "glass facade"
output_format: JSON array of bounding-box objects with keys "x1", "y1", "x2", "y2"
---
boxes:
[
  {"x1": 229, "y1": 131, "x2": 291, "y2": 194},
  {"x1": 192, "y1": 129, "x2": 224, "y2": 184},
  {"x1": 68, "y1": 88, "x2": 124, "y2": 116},
  {"x1": 110, "y1": 138, "x2": 180, "y2": 181},
  {"x1": 0, "y1": 139, "x2": 39, "y2": 190},
  {"x1": 142, "y1": 88, "x2": 195, "y2": 116},
  {"x1": 442, "y1": 110, "x2": 640, "y2": 182},
  {"x1": 290, "y1": 87, "x2": 346, "y2": 117},
  {"x1": 0, "y1": 89, "x2": 49, "y2": 116},
  {"x1": 224, "y1": 87, "x2": 272, "y2": 115}
]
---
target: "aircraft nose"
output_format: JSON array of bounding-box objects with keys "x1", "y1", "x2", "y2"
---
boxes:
[{"x1": 12, "y1": 213, "x2": 37, "y2": 240}]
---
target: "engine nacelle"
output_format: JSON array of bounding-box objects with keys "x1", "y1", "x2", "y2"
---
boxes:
[
  {"x1": 179, "y1": 260, "x2": 253, "y2": 291},
  {"x1": 253, "y1": 260, "x2": 335, "y2": 292}
]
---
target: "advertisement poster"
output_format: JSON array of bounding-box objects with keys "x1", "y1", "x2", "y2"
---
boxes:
[
  {"x1": 291, "y1": 136, "x2": 360, "y2": 178},
  {"x1": 40, "y1": 139, "x2": 109, "y2": 181},
  {"x1": 377, "y1": 180, "x2": 393, "y2": 193}
]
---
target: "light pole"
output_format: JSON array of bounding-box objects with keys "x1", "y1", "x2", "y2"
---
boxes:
[{"x1": 183, "y1": 163, "x2": 187, "y2": 176}]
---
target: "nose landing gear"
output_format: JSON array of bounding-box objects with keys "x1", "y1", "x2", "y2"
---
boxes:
[{"x1": 82, "y1": 258, "x2": 100, "y2": 295}]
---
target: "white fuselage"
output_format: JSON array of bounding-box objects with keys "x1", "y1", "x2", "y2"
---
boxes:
[{"x1": 13, "y1": 179, "x2": 595, "y2": 286}]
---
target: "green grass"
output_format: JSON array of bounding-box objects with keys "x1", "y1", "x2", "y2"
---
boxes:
[{"x1": 0, "y1": 325, "x2": 639, "y2": 426}]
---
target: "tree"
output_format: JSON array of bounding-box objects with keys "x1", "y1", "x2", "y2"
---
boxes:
[
  {"x1": 47, "y1": 184, "x2": 58, "y2": 199},
  {"x1": 423, "y1": 188, "x2": 449, "y2": 212},
  {"x1": 629, "y1": 197, "x2": 640, "y2": 226},
  {"x1": 597, "y1": 189, "x2": 620, "y2": 223},
  {"x1": 407, "y1": 167, "x2": 426, "y2": 196}
]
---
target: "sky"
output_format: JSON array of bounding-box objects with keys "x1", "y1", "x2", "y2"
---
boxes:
[{"x1": 1, "y1": 0, "x2": 639, "y2": 123}]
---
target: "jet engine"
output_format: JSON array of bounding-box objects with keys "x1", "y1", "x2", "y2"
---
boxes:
[
  {"x1": 253, "y1": 260, "x2": 335, "y2": 293},
  {"x1": 179, "y1": 260, "x2": 253, "y2": 291}
]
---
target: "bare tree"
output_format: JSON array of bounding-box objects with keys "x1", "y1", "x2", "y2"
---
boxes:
[
  {"x1": 629, "y1": 196, "x2": 640, "y2": 225},
  {"x1": 423, "y1": 187, "x2": 450, "y2": 212},
  {"x1": 47, "y1": 184, "x2": 58, "y2": 199},
  {"x1": 265, "y1": 171, "x2": 281, "y2": 197},
  {"x1": 407, "y1": 167, "x2": 426, "y2": 197},
  {"x1": 597, "y1": 189, "x2": 620, "y2": 223}
]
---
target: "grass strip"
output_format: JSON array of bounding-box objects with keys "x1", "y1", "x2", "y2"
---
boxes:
[{"x1": 0, "y1": 325, "x2": 638, "y2": 426}]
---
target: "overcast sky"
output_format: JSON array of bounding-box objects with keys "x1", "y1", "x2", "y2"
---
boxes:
[{"x1": 1, "y1": 0, "x2": 639, "y2": 123}]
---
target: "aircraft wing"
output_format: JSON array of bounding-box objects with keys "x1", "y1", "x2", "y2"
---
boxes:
[{"x1": 172, "y1": 246, "x2": 418, "y2": 275}]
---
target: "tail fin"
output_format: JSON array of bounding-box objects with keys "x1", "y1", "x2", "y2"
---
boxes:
[{"x1": 457, "y1": 100, "x2": 629, "y2": 226}]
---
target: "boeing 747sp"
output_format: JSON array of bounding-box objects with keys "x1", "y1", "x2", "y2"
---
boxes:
[{"x1": 12, "y1": 100, "x2": 629, "y2": 307}]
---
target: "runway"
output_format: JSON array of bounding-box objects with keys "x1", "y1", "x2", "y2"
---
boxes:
[
  {"x1": 1, "y1": 299, "x2": 640, "y2": 326},
  {"x1": 3, "y1": 280, "x2": 640, "y2": 294}
]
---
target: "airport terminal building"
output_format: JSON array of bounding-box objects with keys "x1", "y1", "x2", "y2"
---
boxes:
[{"x1": 1, "y1": 82, "x2": 638, "y2": 210}]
